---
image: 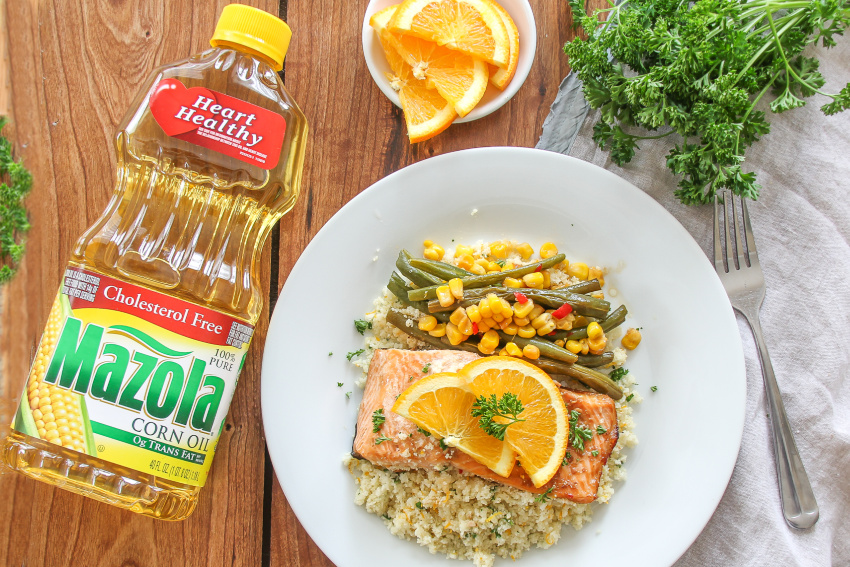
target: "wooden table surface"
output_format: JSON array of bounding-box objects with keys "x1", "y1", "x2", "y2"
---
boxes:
[{"x1": 0, "y1": 1, "x2": 599, "y2": 565}]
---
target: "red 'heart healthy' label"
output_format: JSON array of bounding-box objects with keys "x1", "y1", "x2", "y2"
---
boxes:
[
  {"x1": 10, "y1": 267, "x2": 254, "y2": 487},
  {"x1": 149, "y1": 78, "x2": 286, "y2": 170}
]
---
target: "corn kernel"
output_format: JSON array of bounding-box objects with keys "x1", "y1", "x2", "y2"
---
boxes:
[
  {"x1": 587, "y1": 321, "x2": 604, "y2": 339},
  {"x1": 513, "y1": 300, "x2": 534, "y2": 319},
  {"x1": 567, "y1": 262, "x2": 589, "y2": 280},
  {"x1": 423, "y1": 247, "x2": 441, "y2": 261},
  {"x1": 484, "y1": 295, "x2": 500, "y2": 316},
  {"x1": 591, "y1": 292, "x2": 605, "y2": 300},
  {"x1": 436, "y1": 285, "x2": 454, "y2": 307},
  {"x1": 458, "y1": 318, "x2": 474, "y2": 335},
  {"x1": 531, "y1": 312, "x2": 553, "y2": 329},
  {"x1": 418, "y1": 315, "x2": 438, "y2": 331},
  {"x1": 515, "y1": 242, "x2": 533, "y2": 260},
  {"x1": 450, "y1": 307, "x2": 467, "y2": 326},
  {"x1": 518, "y1": 325, "x2": 537, "y2": 338},
  {"x1": 540, "y1": 242, "x2": 558, "y2": 259},
  {"x1": 522, "y1": 345, "x2": 540, "y2": 359},
  {"x1": 555, "y1": 339, "x2": 565, "y2": 347},
  {"x1": 478, "y1": 343, "x2": 496, "y2": 355},
  {"x1": 579, "y1": 338, "x2": 590, "y2": 355},
  {"x1": 466, "y1": 305, "x2": 482, "y2": 323},
  {"x1": 423, "y1": 240, "x2": 434, "y2": 248},
  {"x1": 622, "y1": 328, "x2": 642, "y2": 350},
  {"x1": 574, "y1": 315, "x2": 588, "y2": 327},
  {"x1": 490, "y1": 242, "x2": 508, "y2": 259},
  {"x1": 588, "y1": 336, "x2": 607, "y2": 354},
  {"x1": 457, "y1": 254, "x2": 475, "y2": 271},
  {"x1": 475, "y1": 258, "x2": 490, "y2": 269},
  {"x1": 588, "y1": 266, "x2": 605, "y2": 286},
  {"x1": 455, "y1": 245, "x2": 474, "y2": 258},
  {"x1": 479, "y1": 299, "x2": 493, "y2": 318},
  {"x1": 555, "y1": 313, "x2": 575, "y2": 330},
  {"x1": 446, "y1": 322, "x2": 466, "y2": 345},
  {"x1": 565, "y1": 339, "x2": 583, "y2": 354},
  {"x1": 492, "y1": 312, "x2": 505, "y2": 323},
  {"x1": 487, "y1": 261, "x2": 502, "y2": 273},
  {"x1": 537, "y1": 320, "x2": 557, "y2": 336},
  {"x1": 498, "y1": 317, "x2": 513, "y2": 330},
  {"x1": 478, "y1": 321, "x2": 492, "y2": 334},
  {"x1": 505, "y1": 342, "x2": 522, "y2": 357},
  {"x1": 513, "y1": 316, "x2": 530, "y2": 327},
  {"x1": 482, "y1": 317, "x2": 498, "y2": 328},
  {"x1": 480, "y1": 330, "x2": 500, "y2": 350},
  {"x1": 428, "y1": 323, "x2": 447, "y2": 337},
  {"x1": 470, "y1": 263, "x2": 487, "y2": 275},
  {"x1": 503, "y1": 277, "x2": 523, "y2": 288},
  {"x1": 522, "y1": 272, "x2": 545, "y2": 289},
  {"x1": 541, "y1": 270, "x2": 551, "y2": 289},
  {"x1": 504, "y1": 262, "x2": 515, "y2": 270},
  {"x1": 529, "y1": 305, "x2": 545, "y2": 320},
  {"x1": 498, "y1": 348, "x2": 509, "y2": 356},
  {"x1": 448, "y1": 278, "x2": 464, "y2": 300},
  {"x1": 503, "y1": 322, "x2": 519, "y2": 335}
]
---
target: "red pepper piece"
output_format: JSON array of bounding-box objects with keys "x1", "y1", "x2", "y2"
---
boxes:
[
  {"x1": 552, "y1": 302, "x2": 573, "y2": 319},
  {"x1": 534, "y1": 264, "x2": 543, "y2": 272},
  {"x1": 514, "y1": 292, "x2": 528, "y2": 304},
  {"x1": 472, "y1": 322, "x2": 479, "y2": 335}
]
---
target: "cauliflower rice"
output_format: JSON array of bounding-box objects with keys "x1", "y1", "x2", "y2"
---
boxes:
[{"x1": 346, "y1": 244, "x2": 640, "y2": 566}]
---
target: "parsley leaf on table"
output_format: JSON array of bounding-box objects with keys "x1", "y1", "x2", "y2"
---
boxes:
[
  {"x1": 0, "y1": 117, "x2": 32, "y2": 283},
  {"x1": 564, "y1": 0, "x2": 850, "y2": 205}
]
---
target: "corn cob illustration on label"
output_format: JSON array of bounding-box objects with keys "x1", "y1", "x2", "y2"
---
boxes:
[{"x1": 10, "y1": 267, "x2": 254, "y2": 487}]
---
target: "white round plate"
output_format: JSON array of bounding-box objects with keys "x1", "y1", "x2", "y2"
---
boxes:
[
  {"x1": 361, "y1": 0, "x2": 537, "y2": 123},
  {"x1": 263, "y1": 148, "x2": 746, "y2": 567}
]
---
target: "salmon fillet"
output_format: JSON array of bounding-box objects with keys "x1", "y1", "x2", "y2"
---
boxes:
[
  {"x1": 449, "y1": 389, "x2": 619, "y2": 503},
  {"x1": 353, "y1": 348, "x2": 619, "y2": 503},
  {"x1": 353, "y1": 349, "x2": 480, "y2": 469}
]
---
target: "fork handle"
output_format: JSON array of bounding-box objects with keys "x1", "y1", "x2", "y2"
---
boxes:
[{"x1": 741, "y1": 311, "x2": 819, "y2": 529}]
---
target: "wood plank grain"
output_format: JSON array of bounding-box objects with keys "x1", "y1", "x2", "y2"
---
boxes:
[
  {"x1": 270, "y1": 1, "x2": 606, "y2": 564},
  {"x1": 0, "y1": 2, "x2": 277, "y2": 566}
]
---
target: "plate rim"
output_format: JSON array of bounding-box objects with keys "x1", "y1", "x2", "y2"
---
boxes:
[{"x1": 262, "y1": 147, "x2": 746, "y2": 567}]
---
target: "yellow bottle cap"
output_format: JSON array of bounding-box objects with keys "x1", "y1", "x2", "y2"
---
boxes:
[{"x1": 210, "y1": 4, "x2": 291, "y2": 72}]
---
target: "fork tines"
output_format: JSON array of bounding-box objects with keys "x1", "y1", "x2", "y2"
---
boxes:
[{"x1": 714, "y1": 190, "x2": 759, "y2": 273}]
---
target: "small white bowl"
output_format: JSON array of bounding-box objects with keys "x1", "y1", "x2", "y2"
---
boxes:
[{"x1": 361, "y1": 0, "x2": 537, "y2": 124}]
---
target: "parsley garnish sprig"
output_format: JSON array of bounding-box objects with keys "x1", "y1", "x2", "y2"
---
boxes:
[
  {"x1": 471, "y1": 393, "x2": 526, "y2": 441},
  {"x1": 568, "y1": 409, "x2": 593, "y2": 453},
  {"x1": 372, "y1": 408, "x2": 386, "y2": 432}
]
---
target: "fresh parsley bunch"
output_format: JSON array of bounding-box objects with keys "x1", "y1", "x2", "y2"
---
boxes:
[
  {"x1": 0, "y1": 117, "x2": 32, "y2": 283},
  {"x1": 564, "y1": 0, "x2": 850, "y2": 204}
]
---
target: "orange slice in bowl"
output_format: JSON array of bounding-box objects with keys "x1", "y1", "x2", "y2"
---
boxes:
[
  {"x1": 388, "y1": 0, "x2": 510, "y2": 69},
  {"x1": 374, "y1": 16, "x2": 457, "y2": 143},
  {"x1": 392, "y1": 372, "x2": 516, "y2": 477},
  {"x1": 371, "y1": 5, "x2": 489, "y2": 117},
  {"x1": 488, "y1": 2, "x2": 519, "y2": 90},
  {"x1": 459, "y1": 357, "x2": 568, "y2": 487}
]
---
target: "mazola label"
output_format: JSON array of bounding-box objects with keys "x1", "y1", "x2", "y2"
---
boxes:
[{"x1": 11, "y1": 267, "x2": 254, "y2": 487}]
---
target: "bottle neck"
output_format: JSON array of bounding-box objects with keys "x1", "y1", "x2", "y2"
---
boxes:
[{"x1": 212, "y1": 42, "x2": 280, "y2": 71}]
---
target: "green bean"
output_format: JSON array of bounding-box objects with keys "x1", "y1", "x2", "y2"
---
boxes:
[
  {"x1": 552, "y1": 305, "x2": 628, "y2": 342},
  {"x1": 428, "y1": 287, "x2": 609, "y2": 318},
  {"x1": 559, "y1": 279, "x2": 602, "y2": 295},
  {"x1": 408, "y1": 254, "x2": 566, "y2": 301},
  {"x1": 576, "y1": 352, "x2": 614, "y2": 367},
  {"x1": 409, "y1": 257, "x2": 473, "y2": 280},
  {"x1": 387, "y1": 273, "x2": 450, "y2": 323},
  {"x1": 495, "y1": 332, "x2": 578, "y2": 364},
  {"x1": 534, "y1": 359, "x2": 623, "y2": 400},
  {"x1": 386, "y1": 310, "x2": 622, "y2": 399},
  {"x1": 396, "y1": 250, "x2": 444, "y2": 288}
]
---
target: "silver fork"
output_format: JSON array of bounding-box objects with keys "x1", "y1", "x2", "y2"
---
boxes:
[{"x1": 714, "y1": 190, "x2": 818, "y2": 529}]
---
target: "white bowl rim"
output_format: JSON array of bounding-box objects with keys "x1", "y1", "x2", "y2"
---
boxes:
[{"x1": 361, "y1": 0, "x2": 538, "y2": 124}]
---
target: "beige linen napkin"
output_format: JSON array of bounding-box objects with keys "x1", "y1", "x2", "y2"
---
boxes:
[{"x1": 543, "y1": 41, "x2": 850, "y2": 566}]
